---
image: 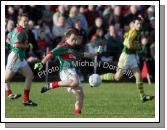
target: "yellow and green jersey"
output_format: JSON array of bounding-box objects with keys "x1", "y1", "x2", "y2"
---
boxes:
[
  {"x1": 48, "y1": 43, "x2": 82, "y2": 71},
  {"x1": 6, "y1": 25, "x2": 28, "y2": 61},
  {"x1": 123, "y1": 28, "x2": 141, "y2": 54}
]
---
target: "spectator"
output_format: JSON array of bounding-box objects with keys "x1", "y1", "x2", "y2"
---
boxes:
[
  {"x1": 22, "y1": 5, "x2": 43, "y2": 25},
  {"x1": 38, "y1": 20, "x2": 52, "y2": 48},
  {"x1": 104, "y1": 25, "x2": 123, "y2": 61},
  {"x1": 52, "y1": 5, "x2": 68, "y2": 26},
  {"x1": 124, "y1": 5, "x2": 139, "y2": 25},
  {"x1": 67, "y1": 6, "x2": 88, "y2": 31},
  {"x1": 103, "y1": 5, "x2": 114, "y2": 27},
  {"x1": 88, "y1": 17, "x2": 106, "y2": 40},
  {"x1": 84, "y1": 5, "x2": 100, "y2": 27},
  {"x1": 108, "y1": 6, "x2": 124, "y2": 28},
  {"x1": 6, "y1": 6, "x2": 18, "y2": 24},
  {"x1": 37, "y1": 31, "x2": 47, "y2": 57},
  {"x1": 5, "y1": 19, "x2": 15, "y2": 63},
  {"x1": 5, "y1": 19, "x2": 14, "y2": 34},
  {"x1": 28, "y1": 20, "x2": 39, "y2": 41},
  {"x1": 74, "y1": 19, "x2": 88, "y2": 51},
  {"x1": 52, "y1": 15, "x2": 70, "y2": 44}
]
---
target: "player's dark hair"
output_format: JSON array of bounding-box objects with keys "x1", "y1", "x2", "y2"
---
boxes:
[
  {"x1": 133, "y1": 17, "x2": 142, "y2": 23},
  {"x1": 65, "y1": 28, "x2": 78, "y2": 38},
  {"x1": 61, "y1": 28, "x2": 78, "y2": 42}
]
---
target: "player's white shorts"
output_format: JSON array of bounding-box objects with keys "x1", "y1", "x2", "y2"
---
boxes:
[
  {"x1": 59, "y1": 68, "x2": 81, "y2": 93},
  {"x1": 117, "y1": 52, "x2": 139, "y2": 71},
  {"x1": 6, "y1": 51, "x2": 27, "y2": 72}
]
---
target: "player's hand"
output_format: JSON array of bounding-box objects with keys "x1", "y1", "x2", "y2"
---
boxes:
[
  {"x1": 29, "y1": 43, "x2": 33, "y2": 51},
  {"x1": 96, "y1": 46, "x2": 102, "y2": 55},
  {"x1": 34, "y1": 62, "x2": 44, "y2": 71}
]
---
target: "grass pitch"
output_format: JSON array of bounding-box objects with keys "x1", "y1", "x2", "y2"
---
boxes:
[{"x1": 5, "y1": 82, "x2": 155, "y2": 118}]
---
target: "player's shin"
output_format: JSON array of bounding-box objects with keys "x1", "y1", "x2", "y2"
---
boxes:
[
  {"x1": 73, "y1": 87, "x2": 84, "y2": 114},
  {"x1": 136, "y1": 81, "x2": 145, "y2": 98},
  {"x1": 100, "y1": 73, "x2": 115, "y2": 81}
]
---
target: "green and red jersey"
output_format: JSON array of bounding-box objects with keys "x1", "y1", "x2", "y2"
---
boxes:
[
  {"x1": 6, "y1": 25, "x2": 28, "y2": 61},
  {"x1": 48, "y1": 43, "x2": 82, "y2": 71}
]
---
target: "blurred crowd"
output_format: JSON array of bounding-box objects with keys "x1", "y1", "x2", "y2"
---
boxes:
[{"x1": 5, "y1": 5, "x2": 155, "y2": 78}]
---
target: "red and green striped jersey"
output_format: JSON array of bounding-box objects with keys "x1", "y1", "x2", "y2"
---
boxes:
[
  {"x1": 6, "y1": 25, "x2": 28, "y2": 61},
  {"x1": 48, "y1": 43, "x2": 82, "y2": 71}
]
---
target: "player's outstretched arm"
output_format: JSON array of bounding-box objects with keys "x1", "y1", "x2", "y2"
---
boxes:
[
  {"x1": 83, "y1": 52, "x2": 98, "y2": 58},
  {"x1": 83, "y1": 46, "x2": 102, "y2": 58},
  {"x1": 41, "y1": 54, "x2": 52, "y2": 64},
  {"x1": 34, "y1": 54, "x2": 52, "y2": 71}
]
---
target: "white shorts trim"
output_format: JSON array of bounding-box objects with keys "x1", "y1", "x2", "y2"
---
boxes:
[{"x1": 6, "y1": 51, "x2": 27, "y2": 72}]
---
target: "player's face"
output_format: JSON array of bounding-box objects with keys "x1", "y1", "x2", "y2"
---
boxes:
[
  {"x1": 68, "y1": 34, "x2": 81, "y2": 46},
  {"x1": 134, "y1": 20, "x2": 141, "y2": 31},
  {"x1": 19, "y1": 16, "x2": 29, "y2": 28}
]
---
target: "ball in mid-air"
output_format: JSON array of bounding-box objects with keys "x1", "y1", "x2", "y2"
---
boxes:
[{"x1": 89, "y1": 74, "x2": 102, "y2": 87}]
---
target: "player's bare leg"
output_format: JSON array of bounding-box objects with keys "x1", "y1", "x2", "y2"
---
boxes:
[
  {"x1": 5, "y1": 69, "x2": 21, "y2": 99},
  {"x1": 41, "y1": 74, "x2": 84, "y2": 114},
  {"x1": 133, "y1": 67, "x2": 153, "y2": 102},
  {"x1": 72, "y1": 86, "x2": 84, "y2": 115},
  {"x1": 114, "y1": 68, "x2": 124, "y2": 81},
  {"x1": 41, "y1": 75, "x2": 79, "y2": 92},
  {"x1": 19, "y1": 65, "x2": 37, "y2": 106}
]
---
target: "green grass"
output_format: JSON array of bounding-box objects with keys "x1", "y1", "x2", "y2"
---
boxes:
[{"x1": 5, "y1": 82, "x2": 155, "y2": 118}]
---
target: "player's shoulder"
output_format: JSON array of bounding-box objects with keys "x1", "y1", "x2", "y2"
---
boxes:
[
  {"x1": 57, "y1": 42, "x2": 67, "y2": 47},
  {"x1": 129, "y1": 28, "x2": 137, "y2": 34}
]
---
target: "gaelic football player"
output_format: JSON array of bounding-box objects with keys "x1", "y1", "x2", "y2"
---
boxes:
[
  {"x1": 101, "y1": 17, "x2": 153, "y2": 102},
  {"x1": 5, "y1": 14, "x2": 37, "y2": 106},
  {"x1": 34, "y1": 28, "x2": 101, "y2": 114}
]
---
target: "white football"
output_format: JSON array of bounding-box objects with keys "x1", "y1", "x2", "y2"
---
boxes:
[{"x1": 89, "y1": 74, "x2": 102, "y2": 87}]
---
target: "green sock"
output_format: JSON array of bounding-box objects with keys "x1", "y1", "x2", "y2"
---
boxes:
[
  {"x1": 100, "y1": 73, "x2": 115, "y2": 81},
  {"x1": 136, "y1": 81, "x2": 145, "y2": 98}
]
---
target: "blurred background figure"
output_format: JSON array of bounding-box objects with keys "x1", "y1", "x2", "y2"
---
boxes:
[
  {"x1": 52, "y1": 5, "x2": 68, "y2": 26},
  {"x1": 104, "y1": 25, "x2": 123, "y2": 62},
  {"x1": 74, "y1": 19, "x2": 87, "y2": 51},
  {"x1": 84, "y1": 5, "x2": 100, "y2": 27},
  {"x1": 5, "y1": 19, "x2": 14, "y2": 35},
  {"x1": 67, "y1": 6, "x2": 88, "y2": 31},
  {"x1": 88, "y1": 17, "x2": 106, "y2": 41},
  {"x1": 52, "y1": 15, "x2": 70, "y2": 45}
]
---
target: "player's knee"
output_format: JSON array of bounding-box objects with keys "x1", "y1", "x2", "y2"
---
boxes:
[
  {"x1": 5, "y1": 76, "x2": 10, "y2": 83},
  {"x1": 70, "y1": 80, "x2": 79, "y2": 87},
  {"x1": 114, "y1": 76, "x2": 120, "y2": 81},
  {"x1": 69, "y1": 77, "x2": 79, "y2": 87},
  {"x1": 26, "y1": 72, "x2": 34, "y2": 81}
]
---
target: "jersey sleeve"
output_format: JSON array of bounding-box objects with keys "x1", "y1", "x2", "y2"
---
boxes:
[{"x1": 48, "y1": 45, "x2": 67, "y2": 58}]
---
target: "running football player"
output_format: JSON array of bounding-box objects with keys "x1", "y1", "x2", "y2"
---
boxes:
[
  {"x1": 5, "y1": 14, "x2": 37, "y2": 106},
  {"x1": 100, "y1": 17, "x2": 153, "y2": 102}
]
